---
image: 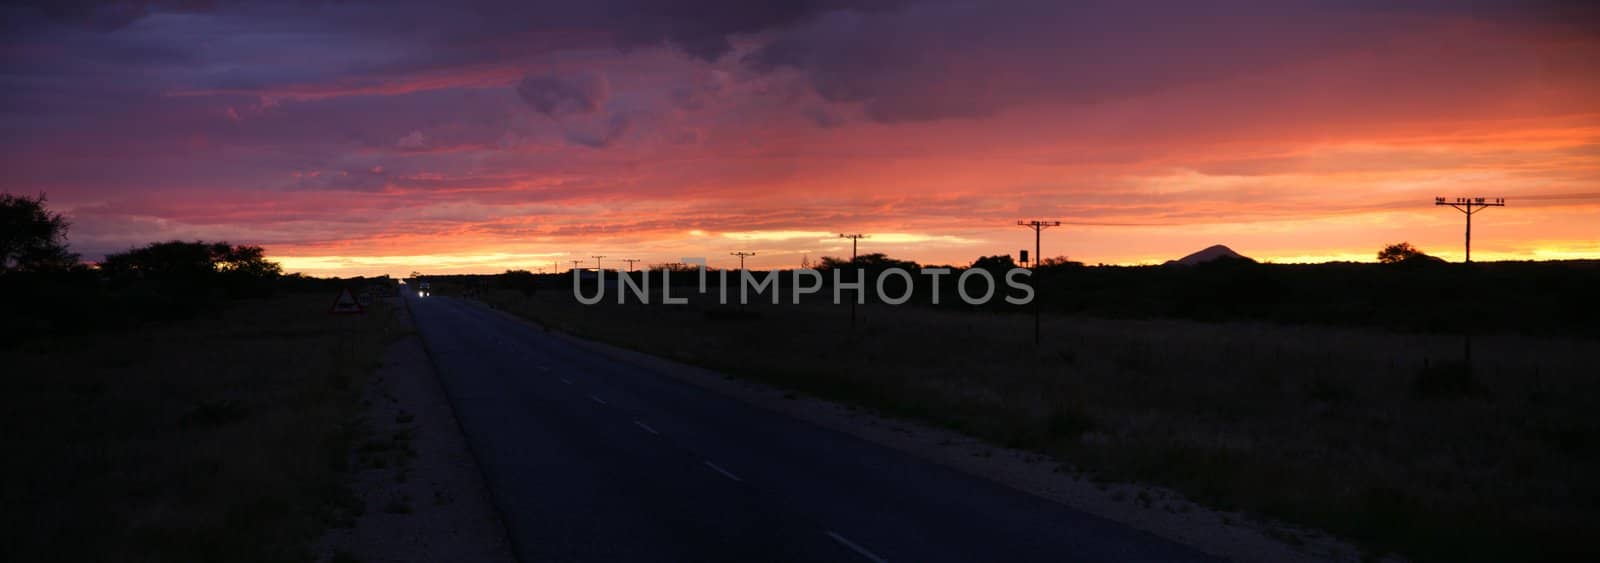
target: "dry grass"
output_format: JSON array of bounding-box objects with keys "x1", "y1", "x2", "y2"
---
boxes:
[
  {"x1": 1, "y1": 293, "x2": 394, "y2": 563},
  {"x1": 484, "y1": 289, "x2": 1597, "y2": 562}
]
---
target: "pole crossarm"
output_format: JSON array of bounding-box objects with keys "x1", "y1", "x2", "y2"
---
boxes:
[
  {"x1": 1433, "y1": 197, "x2": 1505, "y2": 263},
  {"x1": 1017, "y1": 220, "x2": 1062, "y2": 267},
  {"x1": 1435, "y1": 196, "x2": 1505, "y2": 214}
]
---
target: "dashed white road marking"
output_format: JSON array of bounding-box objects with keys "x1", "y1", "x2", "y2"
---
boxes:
[
  {"x1": 825, "y1": 531, "x2": 888, "y2": 563},
  {"x1": 560, "y1": 378, "x2": 572, "y2": 385},
  {"x1": 590, "y1": 395, "x2": 607, "y2": 405},
  {"x1": 702, "y1": 461, "x2": 742, "y2": 482},
  {"x1": 633, "y1": 420, "x2": 660, "y2": 435}
]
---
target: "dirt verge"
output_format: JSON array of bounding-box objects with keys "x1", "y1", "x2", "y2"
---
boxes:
[{"x1": 316, "y1": 300, "x2": 514, "y2": 563}]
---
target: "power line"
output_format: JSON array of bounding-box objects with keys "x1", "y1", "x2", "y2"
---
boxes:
[{"x1": 1433, "y1": 197, "x2": 1505, "y2": 263}]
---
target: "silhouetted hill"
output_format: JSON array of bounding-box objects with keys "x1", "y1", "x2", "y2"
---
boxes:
[{"x1": 1165, "y1": 244, "x2": 1252, "y2": 266}]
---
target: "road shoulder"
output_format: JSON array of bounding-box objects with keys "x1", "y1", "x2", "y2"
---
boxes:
[{"x1": 316, "y1": 299, "x2": 515, "y2": 563}]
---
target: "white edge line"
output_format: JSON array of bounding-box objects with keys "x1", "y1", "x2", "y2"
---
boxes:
[
  {"x1": 633, "y1": 420, "x2": 660, "y2": 435},
  {"x1": 590, "y1": 395, "x2": 607, "y2": 405},
  {"x1": 702, "y1": 461, "x2": 742, "y2": 482},
  {"x1": 825, "y1": 530, "x2": 888, "y2": 563}
]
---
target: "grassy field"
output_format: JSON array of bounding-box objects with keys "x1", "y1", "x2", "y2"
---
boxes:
[
  {"x1": 1, "y1": 293, "x2": 393, "y2": 563},
  {"x1": 480, "y1": 288, "x2": 1597, "y2": 562}
]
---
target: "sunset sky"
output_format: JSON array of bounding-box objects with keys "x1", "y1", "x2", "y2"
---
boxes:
[{"x1": 3, "y1": 0, "x2": 1597, "y2": 276}]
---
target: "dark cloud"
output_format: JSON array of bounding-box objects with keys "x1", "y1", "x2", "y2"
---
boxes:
[
  {"x1": 744, "y1": 0, "x2": 1599, "y2": 123},
  {"x1": 294, "y1": 166, "x2": 389, "y2": 192},
  {"x1": 566, "y1": 113, "x2": 632, "y2": 149},
  {"x1": 517, "y1": 72, "x2": 610, "y2": 117},
  {"x1": 803, "y1": 106, "x2": 845, "y2": 128},
  {"x1": 604, "y1": 0, "x2": 907, "y2": 61},
  {"x1": 3, "y1": 0, "x2": 217, "y2": 32}
]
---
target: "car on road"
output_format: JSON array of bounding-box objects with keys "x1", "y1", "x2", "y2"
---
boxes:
[{"x1": 417, "y1": 281, "x2": 431, "y2": 297}]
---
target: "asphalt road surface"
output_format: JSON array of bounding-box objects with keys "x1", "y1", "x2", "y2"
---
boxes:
[{"x1": 407, "y1": 291, "x2": 1223, "y2": 563}]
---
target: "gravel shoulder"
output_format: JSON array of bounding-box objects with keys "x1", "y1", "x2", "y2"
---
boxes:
[{"x1": 316, "y1": 299, "x2": 515, "y2": 563}]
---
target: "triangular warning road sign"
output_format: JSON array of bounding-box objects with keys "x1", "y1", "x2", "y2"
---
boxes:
[{"x1": 329, "y1": 288, "x2": 364, "y2": 314}]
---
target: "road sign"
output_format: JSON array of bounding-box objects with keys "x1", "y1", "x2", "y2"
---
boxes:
[{"x1": 329, "y1": 288, "x2": 364, "y2": 314}]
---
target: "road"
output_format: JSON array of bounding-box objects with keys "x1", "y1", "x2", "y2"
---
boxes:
[{"x1": 406, "y1": 292, "x2": 1223, "y2": 563}]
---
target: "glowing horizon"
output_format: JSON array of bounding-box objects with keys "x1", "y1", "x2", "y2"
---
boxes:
[{"x1": 3, "y1": 2, "x2": 1596, "y2": 278}]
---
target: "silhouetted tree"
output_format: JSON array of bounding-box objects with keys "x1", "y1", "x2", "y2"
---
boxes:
[
  {"x1": 1379, "y1": 242, "x2": 1427, "y2": 264},
  {"x1": 1376, "y1": 241, "x2": 1440, "y2": 265},
  {"x1": 1037, "y1": 255, "x2": 1084, "y2": 269},
  {"x1": 498, "y1": 269, "x2": 539, "y2": 296},
  {"x1": 101, "y1": 241, "x2": 280, "y2": 297},
  {"x1": 0, "y1": 193, "x2": 79, "y2": 273},
  {"x1": 971, "y1": 254, "x2": 1016, "y2": 271}
]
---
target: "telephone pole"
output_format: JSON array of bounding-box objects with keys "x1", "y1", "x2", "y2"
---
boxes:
[
  {"x1": 839, "y1": 234, "x2": 868, "y2": 328},
  {"x1": 839, "y1": 233, "x2": 868, "y2": 260},
  {"x1": 1017, "y1": 220, "x2": 1062, "y2": 345},
  {"x1": 1433, "y1": 197, "x2": 1505, "y2": 379},
  {"x1": 591, "y1": 255, "x2": 606, "y2": 271},
  {"x1": 569, "y1": 259, "x2": 583, "y2": 272},
  {"x1": 622, "y1": 259, "x2": 640, "y2": 272},
  {"x1": 729, "y1": 252, "x2": 756, "y2": 313},
  {"x1": 1434, "y1": 197, "x2": 1505, "y2": 263}
]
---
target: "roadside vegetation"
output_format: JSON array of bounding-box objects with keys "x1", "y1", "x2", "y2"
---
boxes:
[
  {"x1": 1, "y1": 193, "x2": 397, "y2": 562},
  {"x1": 2, "y1": 294, "x2": 393, "y2": 562},
  {"x1": 457, "y1": 260, "x2": 1598, "y2": 563}
]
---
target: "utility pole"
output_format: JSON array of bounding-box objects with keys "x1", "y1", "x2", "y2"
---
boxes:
[
  {"x1": 569, "y1": 259, "x2": 583, "y2": 272},
  {"x1": 1433, "y1": 197, "x2": 1505, "y2": 379},
  {"x1": 729, "y1": 252, "x2": 756, "y2": 314},
  {"x1": 622, "y1": 258, "x2": 640, "y2": 272},
  {"x1": 591, "y1": 255, "x2": 606, "y2": 271},
  {"x1": 1017, "y1": 220, "x2": 1062, "y2": 346},
  {"x1": 839, "y1": 233, "x2": 868, "y2": 260},
  {"x1": 839, "y1": 234, "x2": 868, "y2": 328},
  {"x1": 1434, "y1": 197, "x2": 1505, "y2": 263}
]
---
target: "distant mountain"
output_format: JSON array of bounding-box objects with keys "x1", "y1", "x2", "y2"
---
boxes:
[{"x1": 1165, "y1": 244, "x2": 1253, "y2": 266}]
